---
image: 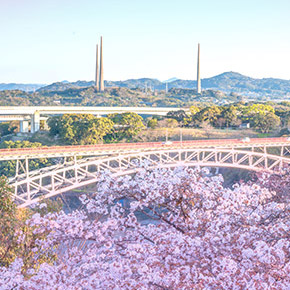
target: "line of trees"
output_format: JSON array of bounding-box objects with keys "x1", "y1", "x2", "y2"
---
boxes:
[
  {"x1": 46, "y1": 103, "x2": 288, "y2": 146},
  {"x1": 166, "y1": 103, "x2": 284, "y2": 133},
  {"x1": 47, "y1": 112, "x2": 145, "y2": 145},
  {"x1": 0, "y1": 141, "x2": 52, "y2": 177}
]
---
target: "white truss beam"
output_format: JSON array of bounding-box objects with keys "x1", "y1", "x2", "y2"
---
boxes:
[{"x1": 4, "y1": 147, "x2": 289, "y2": 208}]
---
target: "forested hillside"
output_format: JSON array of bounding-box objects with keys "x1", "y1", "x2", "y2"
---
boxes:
[{"x1": 2, "y1": 71, "x2": 290, "y2": 99}]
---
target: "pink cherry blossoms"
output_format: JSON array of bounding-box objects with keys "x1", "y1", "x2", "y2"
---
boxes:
[{"x1": 1, "y1": 165, "x2": 290, "y2": 289}]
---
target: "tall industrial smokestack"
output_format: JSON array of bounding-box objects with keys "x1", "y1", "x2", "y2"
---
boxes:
[
  {"x1": 95, "y1": 44, "x2": 99, "y2": 90},
  {"x1": 99, "y1": 36, "x2": 104, "y2": 92},
  {"x1": 197, "y1": 43, "x2": 201, "y2": 94}
]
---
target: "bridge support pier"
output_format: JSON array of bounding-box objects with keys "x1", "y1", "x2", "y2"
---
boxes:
[
  {"x1": 20, "y1": 120, "x2": 29, "y2": 133},
  {"x1": 31, "y1": 111, "x2": 40, "y2": 133}
]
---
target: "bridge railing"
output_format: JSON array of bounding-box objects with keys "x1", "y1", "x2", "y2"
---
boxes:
[{"x1": 0, "y1": 137, "x2": 289, "y2": 158}]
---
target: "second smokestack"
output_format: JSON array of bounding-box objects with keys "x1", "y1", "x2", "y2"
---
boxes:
[
  {"x1": 197, "y1": 43, "x2": 201, "y2": 94},
  {"x1": 95, "y1": 44, "x2": 99, "y2": 90},
  {"x1": 99, "y1": 36, "x2": 104, "y2": 92}
]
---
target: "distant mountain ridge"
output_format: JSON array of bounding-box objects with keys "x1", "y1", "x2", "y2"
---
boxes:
[
  {"x1": 0, "y1": 83, "x2": 45, "y2": 92},
  {"x1": 105, "y1": 72, "x2": 290, "y2": 97},
  {"x1": 37, "y1": 81, "x2": 95, "y2": 92},
  {"x1": 200, "y1": 72, "x2": 290, "y2": 97},
  {"x1": 2, "y1": 72, "x2": 290, "y2": 97}
]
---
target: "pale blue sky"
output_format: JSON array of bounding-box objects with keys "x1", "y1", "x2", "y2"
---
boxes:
[{"x1": 1, "y1": 0, "x2": 290, "y2": 83}]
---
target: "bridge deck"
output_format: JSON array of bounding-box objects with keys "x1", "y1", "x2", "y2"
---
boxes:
[
  {"x1": 0, "y1": 106, "x2": 189, "y2": 115},
  {"x1": 0, "y1": 137, "x2": 289, "y2": 161},
  {"x1": 5, "y1": 137, "x2": 290, "y2": 208}
]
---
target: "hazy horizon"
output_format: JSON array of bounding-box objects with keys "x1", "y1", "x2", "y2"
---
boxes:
[{"x1": 1, "y1": 0, "x2": 290, "y2": 83}]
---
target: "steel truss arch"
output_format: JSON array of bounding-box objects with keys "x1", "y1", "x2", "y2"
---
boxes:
[{"x1": 9, "y1": 147, "x2": 290, "y2": 208}]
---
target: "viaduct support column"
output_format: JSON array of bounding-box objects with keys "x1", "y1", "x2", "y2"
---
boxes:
[
  {"x1": 20, "y1": 120, "x2": 29, "y2": 133},
  {"x1": 31, "y1": 111, "x2": 40, "y2": 133}
]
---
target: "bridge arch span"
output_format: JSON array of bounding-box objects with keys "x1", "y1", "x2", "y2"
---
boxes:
[{"x1": 11, "y1": 148, "x2": 290, "y2": 208}]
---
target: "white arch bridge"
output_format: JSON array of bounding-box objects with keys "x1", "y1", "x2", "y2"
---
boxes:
[{"x1": 2, "y1": 138, "x2": 290, "y2": 208}]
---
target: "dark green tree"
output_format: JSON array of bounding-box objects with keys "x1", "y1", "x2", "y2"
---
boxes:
[
  {"x1": 243, "y1": 104, "x2": 280, "y2": 133},
  {"x1": 0, "y1": 176, "x2": 18, "y2": 267},
  {"x1": 196, "y1": 106, "x2": 222, "y2": 127},
  {"x1": 48, "y1": 114, "x2": 114, "y2": 145},
  {"x1": 0, "y1": 177, "x2": 59, "y2": 272},
  {"x1": 0, "y1": 141, "x2": 51, "y2": 177},
  {"x1": 108, "y1": 112, "x2": 145, "y2": 139},
  {"x1": 166, "y1": 110, "x2": 187, "y2": 123},
  {"x1": 0, "y1": 122, "x2": 17, "y2": 137},
  {"x1": 47, "y1": 116, "x2": 61, "y2": 136},
  {"x1": 147, "y1": 118, "x2": 158, "y2": 129},
  {"x1": 252, "y1": 111, "x2": 280, "y2": 133},
  {"x1": 222, "y1": 105, "x2": 238, "y2": 127},
  {"x1": 183, "y1": 105, "x2": 200, "y2": 127}
]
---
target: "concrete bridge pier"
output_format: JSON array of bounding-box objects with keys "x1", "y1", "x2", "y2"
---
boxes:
[
  {"x1": 20, "y1": 120, "x2": 29, "y2": 133},
  {"x1": 31, "y1": 111, "x2": 40, "y2": 133}
]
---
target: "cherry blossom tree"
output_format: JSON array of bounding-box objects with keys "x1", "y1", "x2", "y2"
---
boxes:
[
  {"x1": 0, "y1": 164, "x2": 290, "y2": 289},
  {"x1": 251, "y1": 165, "x2": 290, "y2": 202}
]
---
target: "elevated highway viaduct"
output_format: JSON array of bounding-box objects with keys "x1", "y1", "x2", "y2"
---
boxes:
[{"x1": 0, "y1": 106, "x2": 189, "y2": 133}]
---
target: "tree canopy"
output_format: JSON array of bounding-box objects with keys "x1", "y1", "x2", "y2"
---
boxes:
[
  {"x1": 0, "y1": 141, "x2": 51, "y2": 177},
  {"x1": 0, "y1": 122, "x2": 17, "y2": 137},
  {"x1": 1, "y1": 165, "x2": 290, "y2": 288},
  {"x1": 0, "y1": 177, "x2": 60, "y2": 271},
  {"x1": 48, "y1": 114, "x2": 114, "y2": 145},
  {"x1": 108, "y1": 112, "x2": 145, "y2": 140}
]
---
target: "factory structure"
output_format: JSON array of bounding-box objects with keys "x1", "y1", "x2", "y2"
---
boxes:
[
  {"x1": 94, "y1": 38, "x2": 201, "y2": 93},
  {"x1": 95, "y1": 36, "x2": 104, "y2": 92},
  {"x1": 197, "y1": 43, "x2": 201, "y2": 94}
]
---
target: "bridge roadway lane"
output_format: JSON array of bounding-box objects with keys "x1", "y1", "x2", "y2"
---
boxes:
[
  {"x1": 0, "y1": 106, "x2": 189, "y2": 116},
  {"x1": 0, "y1": 137, "x2": 289, "y2": 161}
]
